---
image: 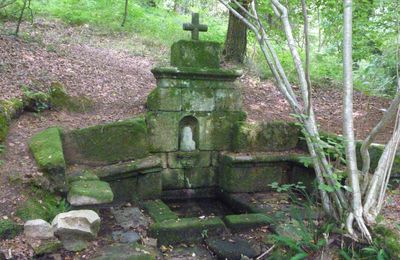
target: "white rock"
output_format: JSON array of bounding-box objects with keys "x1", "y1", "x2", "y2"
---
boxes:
[
  {"x1": 52, "y1": 210, "x2": 100, "y2": 251},
  {"x1": 24, "y1": 219, "x2": 54, "y2": 239}
]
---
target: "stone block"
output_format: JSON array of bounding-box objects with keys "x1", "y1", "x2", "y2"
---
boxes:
[
  {"x1": 198, "y1": 111, "x2": 247, "y2": 151},
  {"x1": 232, "y1": 121, "x2": 300, "y2": 152},
  {"x1": 109, "y1": 177, "x2": 138, "y2": 203},
  {"x1": 29, "y1": 127, "x2": 66, "y2": 191},
  {"x1": 147, "y1": 87, "x2": 182, "y2": 111},
  {"x1": 146, "y1": 112, "x2": 180, "y2": 152},
  {"x1": 137, "y1": 172, "x2": 162, "y2": 200},
  {"x1": 167, "y1": 151, "x2": 211, "y2": 169},
  {"x1": 67, "y1": 180, "x2": 114, "y2": 206},
  {"x1": 161, "y1": 168, "x2": 185, "y2": 190},
  {"x1": 215, "y1": 88, "x2": 243, "y2": 111},
  {"x1": 149, "y1": 217, "x2": 226, "y2": 245},
  {"x1": 143, "y1": 200, "x2": 178, "y2": 223},
  {"x1": 185, "y1": 167, "x2": 216, "y2": 189},
  {"x1": 223, "y1": 214, "x2": 272, "y2": 232},
  {"x1": 219, "y1": 163, "x2": 289, "y2": 193},
  {"x1": 171, "y1": 40, "x2": 221, "y2": 68},
  {"x1": 24, "y1": 219, "x2": 54, "y2": 239},
  {"x1": 182, "y1": 88, "x2": 215, "y2": 111},
  {"x1": 62, "y1": 117, "x2": 149, "y2": 166}
]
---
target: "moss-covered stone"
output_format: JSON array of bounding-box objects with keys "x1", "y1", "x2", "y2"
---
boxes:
[
  {"x1": 146, "y1": 112, "x2": 180, "y2": 152},
  {"x1": 232, "y1": 121, "x2": 300, "y2": 152},
  {"x1": 289, "y1": 165, "x2": 316, "y2": 192},
  {"x1": 151, "y1": 67, "x2": 241, "y2": 81},
  {"x1": 66, "y1": 170, "x2": 100, "y2": 184},
  {"x1": 0, "y1": 98, "x2": 24, "y2": 143},
  {"x1": 32, "y1": 238, "x2": 62, "y2": 255},
  {"x1": 171, "y1": 40, "x2": 221, "y2": 68},
  {"x1": 184, "y1": 167, "x2": 216, "y2": 189},
  {"x1": 63, "y1": 117, "x2": 149, "y2": 165},
  {"x1": 94, "y1": 243, "x2": 156, "y2": 260},
  {"x1": 162, "y1": 169, "x2": 185, "y2": 190},
  {"x1": 156, "y1": 79, "x2": 238, "y2": 89},
  {"x1": 49, "y1": 82, "x2": 93, "y2": 112},
  {"x1": 214, "y1": 88, "x2": 243, "y2": 111},
  {"x1": 182, "y1": 87, "x2": 215, "y2": 111},
  {"x1": 109, "y1": 177, "x2": 139, "y2": 203},
  {"x1": 29, "y1": 127, "x2": 66, "y2": 191},
  {"x1": 167, "y1": 151, "x2": 211, "y2": 169},
  {"x1": 149, "y1": 217, "x2": 226, "y2": 245},
  {"x1": 147, "y1": 87, "x2": 182, "y2": 111},
  {"x1": 198, "y1": 111, "x2": 247, "y2": 151},
  {"x1": 0, "y1": 219, "x2": 23, "y2": 240},
  {"x1": 223, "y1": 213, "x2": 272, "y2": 232},
  {"x1": 143, "y1": 200, "x2": 178, "y2": 223},
  {"x1": 67, "y1": 180, "x2": 114, "y2": 206},
  {"x1": 219, "y1": 163, "x2": 289, "y2": 193},
  {"x1": 137, "y1": 172, "x2": 162, "y2": 200}
]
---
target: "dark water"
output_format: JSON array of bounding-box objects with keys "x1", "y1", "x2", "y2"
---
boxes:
[{"x1": 164, "y1": 198, "x2": 235, "y2": 218}]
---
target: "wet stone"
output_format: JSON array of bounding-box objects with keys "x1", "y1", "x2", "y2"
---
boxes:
[
  {"x1": 111, "y1": 207, "x2": 149, "y2": 230},
  {"x1": 112, "y1": 230, "x2": 141, "y2": 244},
  {"x1": 206, "y1": 236, "x2": 261, "y2": 260}
]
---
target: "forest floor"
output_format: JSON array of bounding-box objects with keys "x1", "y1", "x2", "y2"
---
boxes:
[{"x1": 0, "y1": 19, "x2": 399, "y2": 258}]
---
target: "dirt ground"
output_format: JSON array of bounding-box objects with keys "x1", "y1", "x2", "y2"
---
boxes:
[{"x1": 0, "y1": 19, "x2": 399, "y2": 258}]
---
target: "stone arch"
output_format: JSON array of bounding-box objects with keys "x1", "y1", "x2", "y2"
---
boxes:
[{"x1": 179, "y1": 115, "x2": 199, "y2": 151}]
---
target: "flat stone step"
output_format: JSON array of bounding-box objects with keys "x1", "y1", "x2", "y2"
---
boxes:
[
  {"x1": 206, "y1": 236, "x2": 261, "y2": 260},
  {"x1": 67, "y1": 180, "x2": 114, "y2": 206},
  {"x1": 149, "y1": 217, "x2": 226, "y2": 245},
  {"x1": 223, "y1": 213, "x2": 272, "y2": 232}
]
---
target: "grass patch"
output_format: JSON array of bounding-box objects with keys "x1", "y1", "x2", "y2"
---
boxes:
[{"x1": 16, "y1": 188, "x2": 70, "y2": 222}]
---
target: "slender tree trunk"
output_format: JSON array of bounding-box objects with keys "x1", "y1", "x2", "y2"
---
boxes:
[
  {"x1": 224, "y1": 2, "x2": 248, "y2": 63},
  {"x1": 121, "y1": 0, "x2": 128, "y2": 27},
  {"x1": 15, "y1": 0, "x2": 28, "y2": 36}
]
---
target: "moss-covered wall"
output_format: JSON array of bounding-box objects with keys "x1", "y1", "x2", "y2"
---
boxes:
[
  {"x1": 62, "y1": 117, "x2": 150, "y2": 166},
  {"x1": 232, "y1": 121, "x2": 301, "y2": 152}
]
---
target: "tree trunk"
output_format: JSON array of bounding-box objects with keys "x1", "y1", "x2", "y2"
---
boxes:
[
  {"x1": 121, "y1": 0, "x2": 128, "y2": 27},
  {"x1": 224, "y1": 3, "x2": 248, "y2": 63}
]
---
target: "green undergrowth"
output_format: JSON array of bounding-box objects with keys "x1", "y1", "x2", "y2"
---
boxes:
[
  {"x1": 24, "y1": 1, "x2": 225, "y2": 47},
  {"x1": 0, "y1": 219, "x2": 22, "y2": 240},
  {"x1": 16, "y1": 188, "x2": 70, "y2": 222}
]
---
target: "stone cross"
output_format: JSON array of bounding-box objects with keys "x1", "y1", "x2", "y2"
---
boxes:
[{"x1": 183, "y1": 13, "x2": 208, "y2": 41}]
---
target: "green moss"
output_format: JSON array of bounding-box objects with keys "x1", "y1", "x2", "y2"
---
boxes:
[
  {"x1": 170, "y1": 40, "x2": 221, "y2": 68},
  {"x1": 162, "y1": 169, "x2": 185, "y2": 190},
  {"x1": 0, "y1": 112, "x2": 9, "y2": 143},
  {"x1": 185, "y1": 167, "x2": 216, "y2": 188},
  {"x1": 373, "y1": 224, "x2": 400, "y2": 259},
  {"x1": 219, "y1": 163, "x2": 287, "y2": 193},
  {"x1": 29, "y1": 127, "x2": 66, "y2": 191},
  {"x1": 67, "y1": 180, "x2": 114, "y2": 205},
  {"x1": 62, "y1": 117, "x2": 149, "y2": 165},
  {"x1": 232, "y1": 121, "x2": 301, "y2": 152},
  {"x1": 66, "y1": 170, "x2": 100, "y2": 183},
  {"x1": 149, "y1": 217, "x2": 226, "y2": 245},
  {"x1": 143, "y1": 199, "x2": 178, "y2": 223},
  {"x1": 16, "y1": 189, "x2": 70, "y2": 222},
  {"x1": 181, "y1": 87, "x2": 215, "y2": 111},
  {"x1": 146, "y1": 112, "x2": 180, "y2": 152},
  {"x1": 167, "y1": 151, "x2": 211, "y2": 169},
  {"x1": 223, "y1": 213, "x2": 272, "y2": 232},
  {"x1": 33, "y1": 239, "x2": 62, "y2": 255},
  {"x1": 147, "y1": 87, "x2": 182, "y2": 111},
  {"x1": 49, "y1": 82, "x2": 93, "y2": 112},
  {"x1": 0, "y1": 219, "x2": 23, "y2": 240},
  {"x1": 137, "y1": 172, "x2": 162, "y2": 200},
  {"x1": 151, "y1": 67, "x2": 241, "y2": 81}
]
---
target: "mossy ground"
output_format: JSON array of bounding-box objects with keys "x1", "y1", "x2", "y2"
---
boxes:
[
  {"x1": 0, "y1": 219, "x2": 22, "y2": 240},
  {"x1": 143, "y1": 200, "x2": 178, "y2": 223}
]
